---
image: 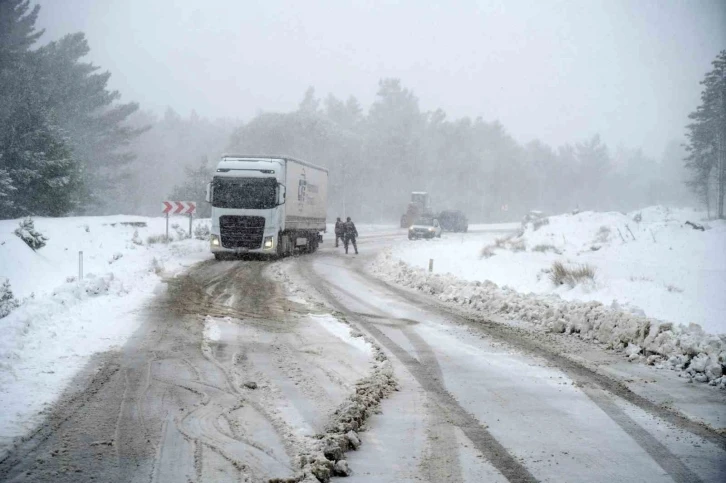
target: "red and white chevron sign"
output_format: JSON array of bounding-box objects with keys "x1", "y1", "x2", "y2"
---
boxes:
[{"x1": 162, "y1": 201, "x2": 196, "y2": 215}]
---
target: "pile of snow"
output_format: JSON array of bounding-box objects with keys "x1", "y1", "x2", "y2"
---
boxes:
[
  {"x1": 373, "y1": 206, "x2": 726, "y2": 387},
  {"x1": 0, "y1": 215, "x2": 211, "y2": 455},
  {"x1": 389, "y1": 206, "x2": 725, "y2": 334}
]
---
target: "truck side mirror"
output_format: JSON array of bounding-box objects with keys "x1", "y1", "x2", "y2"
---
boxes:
[
  {"x1": 277, "y1": 183, "x2": 286, "y2": 205},
  {"x1": 205, "y1": 182, "x2": 212, "y2": 203}
]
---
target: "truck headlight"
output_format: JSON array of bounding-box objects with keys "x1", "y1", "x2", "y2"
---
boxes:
[
  {"x1": 429, "y1": 227, "x2": 435, "y2": 232},
  {"x1": 211, "y1": 235, "x2": 220, "y2": 247},
  {"x1": 263, "y1": 236, "x2": 274, "y2": 249}
]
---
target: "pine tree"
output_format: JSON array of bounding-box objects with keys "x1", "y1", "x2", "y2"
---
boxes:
[
  {"x1": 685, "y1": 50, "x2": 726, "y2": 219},
  {"x1": 35, "y1": 32, "x2": 145, "y2": 213},
  {"x1": 0, "y1": 0, "x2": 81, "y2": 218},
  {"x1": 0, "y1": 1, "x2": 43, "y2": 65},
  {"x1": 0, "y1": 1, "x2": 43, "y2": 216},
  {"x1": 0, "y1": 278, "x2": 20, "y2": 319}
]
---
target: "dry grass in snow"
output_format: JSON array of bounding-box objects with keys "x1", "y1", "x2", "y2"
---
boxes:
[{"x1": 549, "y1": 261, "x2": 596, "y2": 287}]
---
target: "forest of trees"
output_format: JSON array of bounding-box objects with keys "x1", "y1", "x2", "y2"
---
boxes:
[
  {"x1": 225, "y1": 82, "x2": 691, "y2": 222},
  {"x1": 122, "y1": 108, "x2": 235, "y2": 216},
  {"x1": 1, "y1": 1, "x2": 719, "y2": 223}
]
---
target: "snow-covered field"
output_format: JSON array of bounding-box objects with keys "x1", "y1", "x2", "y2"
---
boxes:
[
  {"x1": 389, "y1": 206, "x2": 725, "y2": 334},
  {"x1": 373, "y1": 206, "x2": 726, "y2": 387},
  {"x1": 0, "y1": 215, "x2": 212, "y2": 454}
]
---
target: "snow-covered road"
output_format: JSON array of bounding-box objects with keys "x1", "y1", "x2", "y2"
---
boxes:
[{"x1": 1, "y1": 228, "x2": 724, "y2": 482}]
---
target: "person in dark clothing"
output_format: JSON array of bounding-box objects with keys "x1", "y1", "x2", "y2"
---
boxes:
[
  {"x1": 334, "y1": 217, "x2": 344, "y2": 247},
  {"x1": 343, "y1": 217, "x2": 358, "y2": 254}
]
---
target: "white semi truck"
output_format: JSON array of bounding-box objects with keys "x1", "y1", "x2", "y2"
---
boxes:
[{"x1": 206, "y1": 155, "x2": 328, "y2": 259}]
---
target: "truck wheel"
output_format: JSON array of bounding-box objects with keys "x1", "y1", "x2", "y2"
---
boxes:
[
  {"x1": 277, "y1": 233, "x2": 291, "y2": 258},
  {"x1": 214, "y1": 253, "x2": 224, "y2": 261},
  {"x1": 286, "y1": 235, "x2": 294, "y2": 257}
]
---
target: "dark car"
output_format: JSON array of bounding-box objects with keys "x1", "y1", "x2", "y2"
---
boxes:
[{"x1": 438, "y1": 210, "x2": 468, "y2": 232}]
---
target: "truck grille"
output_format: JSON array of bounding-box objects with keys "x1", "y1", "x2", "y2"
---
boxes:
[{"x1": 220, "y1": 215, "x2": 265, "y2": 249}]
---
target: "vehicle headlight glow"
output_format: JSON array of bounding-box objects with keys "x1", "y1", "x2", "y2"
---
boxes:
[
  {"x1": 263, "y1": 236, "x2": 274, "y2": 249},
  {"x1": 429, "y1": 227, "x2": 435, "y2": 231},
  {"x1": 211, "y1": 235, "x2": 220, "y2": 247}
]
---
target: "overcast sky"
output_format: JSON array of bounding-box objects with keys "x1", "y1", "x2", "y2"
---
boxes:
[{"x1": 37, "y1": 0, "x2": 725, "y2": 157}]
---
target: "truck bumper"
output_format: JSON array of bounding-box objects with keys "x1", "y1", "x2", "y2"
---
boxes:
[{"x1": 210, "y1": 233, "x2": 277, "y2": 255}]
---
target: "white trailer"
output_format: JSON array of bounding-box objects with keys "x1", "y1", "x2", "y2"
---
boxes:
[{"x1": 206, "y1": 155, "x2": 328, "y2": 259}]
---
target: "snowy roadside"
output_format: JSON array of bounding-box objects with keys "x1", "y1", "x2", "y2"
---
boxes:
[
  {"x1": 373, "y1": 206, "x2": 725, "y2": 388},
  {"x1": 0, "y1": 215, "x2": 212, "y2": 456}
]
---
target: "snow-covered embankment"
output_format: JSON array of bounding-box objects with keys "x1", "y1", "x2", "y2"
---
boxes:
[{"x1": 373, "y1": 206, "x2": 726, "y2": 387}]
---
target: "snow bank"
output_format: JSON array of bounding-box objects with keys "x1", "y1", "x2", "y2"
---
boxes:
[
  {"x1": 0, "y1": 215, "x2": 211, "y2": 455},
  {"x1": 389, "y1": 206, "x2": 726, "y2": 334},
  {"x1": 373, "y1": 206, "x2": 726, "y2": 388}
]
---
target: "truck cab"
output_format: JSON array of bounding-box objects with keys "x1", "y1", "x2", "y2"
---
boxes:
[{"x1": 206, "y1": 155, "x2": 327, "y2": 259}]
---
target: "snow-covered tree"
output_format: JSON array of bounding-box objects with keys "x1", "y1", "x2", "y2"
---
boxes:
[
  {"x1": 0, "y1": 166, "x2": 16, "y2": 214},
  {"x1": 14, "y1": 217, "x2": 48, "y2": 250},
  {"x1": 0, "y1": 1, "x2": 143, "y2": 218},
  {"x1": 35, "y1": 32, "x2": 145, "y2": 214},
  {"x1": 0, "y1": 278, "x2": 20, "y2": 319},
  {"x1": 0, "y1": 0, "x2": 82, "y2": 218}
]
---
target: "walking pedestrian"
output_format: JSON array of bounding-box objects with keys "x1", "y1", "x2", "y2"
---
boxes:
[
  {"x1": 343, "y1": 217, "x2": 358, "y2": 254},
  {"x1": 334, "y1": 217, "x2": 344, "y2": 247}
]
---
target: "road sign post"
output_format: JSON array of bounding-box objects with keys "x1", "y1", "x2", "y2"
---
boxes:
[{"x1": 162, "y1": 201, "x2": 197, "y2": 241}]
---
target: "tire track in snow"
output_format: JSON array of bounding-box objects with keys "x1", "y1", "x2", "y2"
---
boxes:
[
  {"x1": 580, "y1": 386, "x2": 704, "y2": 483},
  {"x1": 303, "y1": 264, "x2": 538, "y2": 483},
  {"x1": 402, "y1": 329, "x2": 463, "y2": 483}
]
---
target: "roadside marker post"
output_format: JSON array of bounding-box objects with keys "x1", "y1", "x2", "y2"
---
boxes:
[
  {"x1": 162, "y1": 201, "x2": 197, "y2": 241},
  {"x1": 79, "y1": 251, "x2": 83, "y2": 281},
  {"x1": 429, "y1": 259, "x2": 434, "y2": 273}
]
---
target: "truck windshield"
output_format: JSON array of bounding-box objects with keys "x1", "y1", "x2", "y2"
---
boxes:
[{"x1": 212, "y1": 177, "x2": 277, "y2": 209}]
